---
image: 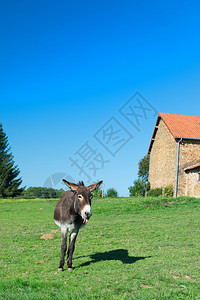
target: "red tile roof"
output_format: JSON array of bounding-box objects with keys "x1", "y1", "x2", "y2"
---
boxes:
[
  {"x1": 159, "y1": 112, "x2": 200, "y2": 139},
  {"x1": 148, "y1": 113, "x2": 200, "y2": 153}
]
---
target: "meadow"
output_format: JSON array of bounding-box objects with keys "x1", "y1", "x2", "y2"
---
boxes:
[{"x1": 0, "y1": 196, "x2": 199, "y2": 299}]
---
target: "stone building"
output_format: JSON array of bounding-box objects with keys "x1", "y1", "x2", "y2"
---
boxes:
[{"x1": 148, "y1": 112, "x2": 200, "y2": 197}]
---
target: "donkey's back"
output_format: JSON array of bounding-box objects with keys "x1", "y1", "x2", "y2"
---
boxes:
[{"x1": 54, "y1": 190, "x2": 75, "y2": 224}]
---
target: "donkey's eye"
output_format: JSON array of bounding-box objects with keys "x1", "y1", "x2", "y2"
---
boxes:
[{"x1": 78, "y1": 195, "x2": 83, "y2": 200}]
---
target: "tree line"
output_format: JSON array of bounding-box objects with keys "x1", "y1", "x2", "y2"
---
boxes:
[
  {"x1": 22, "y1": 187, "x2": 65, "y2": 199},
  {"x1": 1, "y1": 121, "x2": 171, "y2": 199}
]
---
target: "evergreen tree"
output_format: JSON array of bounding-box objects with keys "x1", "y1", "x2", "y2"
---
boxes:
[{"x1": 0, "y1": 123, "x2": 23, "y2": 197}]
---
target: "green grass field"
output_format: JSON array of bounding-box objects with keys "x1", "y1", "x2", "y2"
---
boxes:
[{"x1": 0, "y1": 196, "x2": 200, "y2": 299}]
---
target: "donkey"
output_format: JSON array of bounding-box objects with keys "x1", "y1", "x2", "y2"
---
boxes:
[{"x1": 54, "y1": 179, "x2": 103, "y2": 271}]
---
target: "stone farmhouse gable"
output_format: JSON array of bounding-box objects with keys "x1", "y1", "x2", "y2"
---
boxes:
[{"x1": 148, "y1": 112, "x2": 200, "y2": 197}]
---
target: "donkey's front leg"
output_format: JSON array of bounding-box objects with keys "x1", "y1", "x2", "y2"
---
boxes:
[
  {"x1": 67, "y1": 232, "x2": 78, "y2": 270},
  {"x1": 58, "y1": 231, "x2": 67, "y2": 271}
]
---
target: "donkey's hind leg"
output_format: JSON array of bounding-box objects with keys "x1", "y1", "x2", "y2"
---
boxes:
[
  {"x1": 58, "y1": 231, "x2": 67, "y2": 271},
  {"x1": 67, "y1": 232, "x2": 78, "y2": 270}
]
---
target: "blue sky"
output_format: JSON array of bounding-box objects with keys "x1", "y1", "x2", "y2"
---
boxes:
[{"x1": 0, "y1": 0, "x2": 200, "y2": 196}]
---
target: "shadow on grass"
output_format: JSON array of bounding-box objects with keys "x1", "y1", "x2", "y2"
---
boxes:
[{"x1": 77, "y1": 249, "x2": 151, "y2": 267}]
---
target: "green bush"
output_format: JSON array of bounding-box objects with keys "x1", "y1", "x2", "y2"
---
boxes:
[
  {"x1": 148, "y1": 187, "x2": 162, "y2": 197},
  {"x1": 129, "y1": 179, "x2": 146, "y2": 197},
  {"x1": 106, "y1": 188, "x2": 118, "y2": 198},
  {"x1": 164, "y1": 185, "x2": 174, "y2": 198}
]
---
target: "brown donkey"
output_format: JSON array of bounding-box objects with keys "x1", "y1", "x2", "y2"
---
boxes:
[{"x1": 54, "y1": 179, "x2": 103, "y2": 271}]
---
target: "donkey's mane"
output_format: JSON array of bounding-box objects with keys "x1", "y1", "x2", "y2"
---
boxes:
[{"x1": 77, "y1": 181, "x2": 85, "y2": 187}]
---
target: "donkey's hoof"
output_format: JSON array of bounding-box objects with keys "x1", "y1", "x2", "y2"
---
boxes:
[
  {"x1": 58, "y1": 267, "x2": 63, "y2": 272},
  {"x1": 68, "y1": 267, "x2": 74, "y2": 271}
]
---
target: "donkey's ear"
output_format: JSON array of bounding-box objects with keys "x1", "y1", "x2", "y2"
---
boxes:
[
  {"x1": 87, "y1": 180, "x2": 103, "y2": 192},
  {"x1": 62, "y1": 179, "x2": 79, "y2": 192}
]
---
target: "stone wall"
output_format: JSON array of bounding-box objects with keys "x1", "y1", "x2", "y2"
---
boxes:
[
  {"x1": 184, "y1": 168, "x2": 200, "y2": 197},
  {"x1": 149, "y1": 118, "x2": 200, "y2": 197},
  {"x1": 178, "y1": 140, "x2": 200, "y2": 196},
  {"x1": 149, "y1": 119, "x2": 177, "y2": 189}
]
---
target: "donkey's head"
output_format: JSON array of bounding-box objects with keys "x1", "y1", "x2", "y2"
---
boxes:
[{"x1": 63, "y1": 179, "x2": 103, "y2": 224}]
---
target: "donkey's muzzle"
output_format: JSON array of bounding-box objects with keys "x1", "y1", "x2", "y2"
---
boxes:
[
  {"x1": 85, "y1": 211, "x2": 92, "y2": 219},
  {"x1": 81, "y1": 204, "x2": 92, "y2": 222}
]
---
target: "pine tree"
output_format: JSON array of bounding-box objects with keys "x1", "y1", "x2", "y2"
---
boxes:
[{"x1": 0, "y1": 123, "x2": 23, "y2": 197}]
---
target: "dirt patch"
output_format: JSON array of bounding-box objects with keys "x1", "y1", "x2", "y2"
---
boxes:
[
  {"x1": 160, "y1": 202, "x2": 174, "y2": 206},
  {"x1": 141, "y1": 284, "x2": 153, "y2": 289},
  {"x1": 40, "y1": 234, "x2": 54, "y2": 240},
  {"x1": 145, "y1": 201, "x2": 174, "y2": 207},
  {"x1": 51, "y1": 229, "x2": 60, "y2": 233}
]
